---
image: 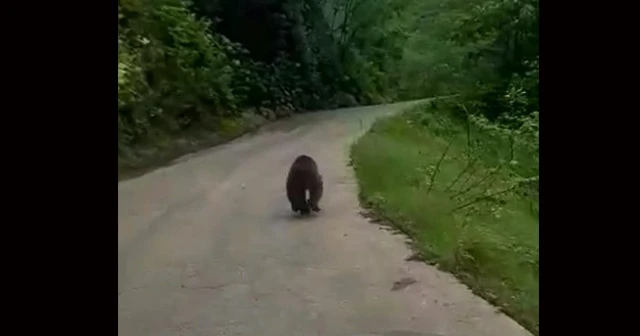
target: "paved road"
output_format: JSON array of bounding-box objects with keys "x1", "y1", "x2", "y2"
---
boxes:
[{"x1": 118, "y1": 100, "x2": 533, "y2": 336}]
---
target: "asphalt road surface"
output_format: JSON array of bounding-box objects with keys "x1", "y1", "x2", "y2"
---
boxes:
[{"x1": 118, "y1": 100, "x2": 533, "y2": 336}]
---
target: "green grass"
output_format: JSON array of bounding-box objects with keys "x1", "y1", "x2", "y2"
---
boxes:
[
  {"x1": 118, "y1": 112, "x2": 268, "y2": 181},
  {"x1": 350, "y1": 101, "x2": 539, "y2": 335}
]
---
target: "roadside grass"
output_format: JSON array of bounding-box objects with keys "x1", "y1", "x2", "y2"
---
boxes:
[
  {"x1": 118, "y1": 112, "x2": 267, "y2": 181},
  {"x1": 350, "y1": 101, "x2": 539, "y2": 335}
]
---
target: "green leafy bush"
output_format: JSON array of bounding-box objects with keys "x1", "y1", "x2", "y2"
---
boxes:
[{"x1": 118, "y1": 0, "x2": 237, "y2": 146}]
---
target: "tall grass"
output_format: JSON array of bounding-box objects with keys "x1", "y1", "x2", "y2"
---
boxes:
[{"x1": 350, "y1": 101, "x2": 539, "y2": 334}]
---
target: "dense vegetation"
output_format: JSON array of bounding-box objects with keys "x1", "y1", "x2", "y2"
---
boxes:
[
  {"x1": 350, "y1": 0, "x2": 539, "y2": 333},
  {"x1": 117, "y1": 0, "x2": 537, "y2": 170},
  {"x1": 118, "y1": 0, "x2": 419, "y2": 175},
  {"x1": 118, "y1": 0, "x2": 539, "y2": 332}
]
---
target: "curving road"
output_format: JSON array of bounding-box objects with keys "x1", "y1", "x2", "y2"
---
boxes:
[{"x1": 118, "y1": 100, "x2": 533, "y2": 336}]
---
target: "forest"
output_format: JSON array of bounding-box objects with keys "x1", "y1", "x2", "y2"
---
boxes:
[
  {"x1": 119, "y1": 0, "x2": 537, "y2": 172},
  {"x1": 118, "y1": 0, "x2": 538, "y2": 333}
]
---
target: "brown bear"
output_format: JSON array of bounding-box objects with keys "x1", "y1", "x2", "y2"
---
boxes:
[{"x1": 286, "y1": 154, "x2": 323, "y2": 215}]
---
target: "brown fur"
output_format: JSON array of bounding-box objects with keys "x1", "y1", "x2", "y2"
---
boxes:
[{"x1": 286, "y1": 155, "x2": 323, "y2": 215}]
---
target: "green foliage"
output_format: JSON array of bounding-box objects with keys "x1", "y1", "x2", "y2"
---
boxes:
[
  {"x1": 451, "y1": 0, "x2": 539, "y2": 122},
  {"x1": 393, "y1": 0, "x2": 538, "y2": 123},
  {"x1": 351, "y1": 102, "x2": 538, "y2": 334},
  {"x1": 118, "y1": 0, "x2": 539, "y2": 153},
  {"x1": 118, "y1": 0, "x2": 237, "y2": 147},
  {"x1": 118, "y1": 0, "x2": 425, "y2": 153},
  {"x1": 393, "y1": 0, "x2": 471, "y2": 99},
  {"x1": 119, "y1": 0, "x2": 429, "y2": 177},
  {"x1": 344, "y1": 0, "x2": 539, "y2": 331}
]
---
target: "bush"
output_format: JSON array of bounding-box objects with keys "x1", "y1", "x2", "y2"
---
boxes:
[{"x1": 118, "y1": 0, "x2": 238, "y2": 147}]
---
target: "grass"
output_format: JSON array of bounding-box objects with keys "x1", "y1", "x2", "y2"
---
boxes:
[
  {"x1": 118, "y1": 111, "x2": 268, "y2": 181},
  {"x1": 350, "y1": 100, "x2": 539, "y2": 335}
]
